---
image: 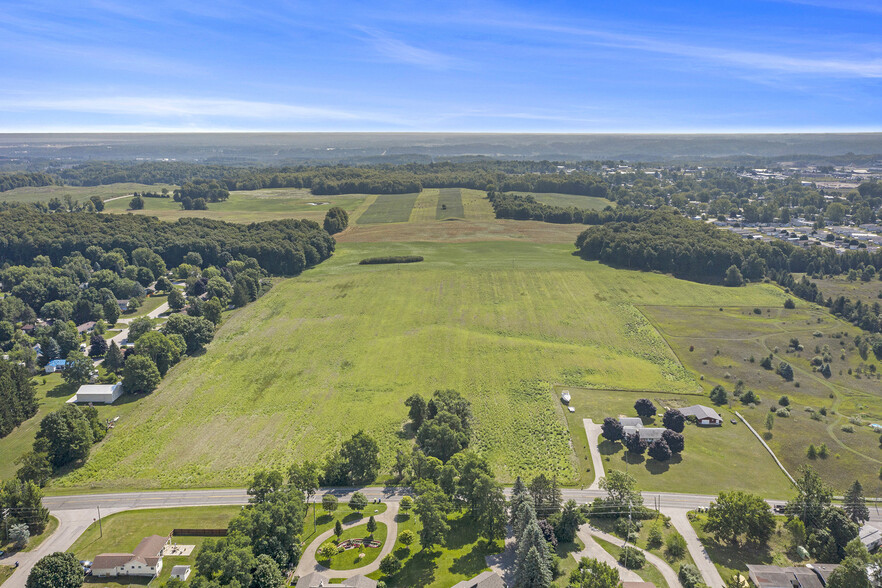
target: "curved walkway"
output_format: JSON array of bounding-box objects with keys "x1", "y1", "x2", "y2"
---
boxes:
[
  {"x1": 583, "y1": 419, "x2": 605, "y2": 490},
  {"x1": 295, "y1": 501, "x2": 400, "y2": 579},
  {"x1": 580, "y1": 525, "x2": 683, "y2": 588}
]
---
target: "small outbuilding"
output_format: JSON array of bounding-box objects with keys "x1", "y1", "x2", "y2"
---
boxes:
[
  {"x1": 170, "y1": 565, "x2": 191, "y2": 581},
  {"x1": 451, "y1": 571, "x2": 505, "y2": 588},
  {"x1": 680, "y1": 405, "x2": 723, "y2": 426},
  {"x1": 69, "y1": 383, "x2": 123, "y2": 404},
  {"x1": 860, "y1": 524, "x2": 882, "y2": 552}
]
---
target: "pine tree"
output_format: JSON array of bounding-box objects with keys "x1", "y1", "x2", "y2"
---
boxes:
[
  {"x1": 844, "y1": 480, "x2": 870, "y2": 525},
  {"x1": 513, "y1": 497, "x2": 537, "y2": 541},
  {"x1": 334, "y1": 519, "x2": 343, "y2": 538},
  {"x1": 515, "y1": 517, "x2": 551, "y2": 583},
  {"x1": 515, "y1": 545, "x2": 551, "y2": 588},
  {"x1": 104, "y1": 340, "x2": 125, "y2": 373},
  {"x1": 509, "y1": 476, "x2": 529, "y2": 526}
]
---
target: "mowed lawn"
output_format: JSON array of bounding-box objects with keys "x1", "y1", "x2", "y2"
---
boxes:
[
  {"x1": 53, "y1": 241, "x2": 789, "y2": 490},
  {"x1": 559, "y1": 386, "x2": 793, "y2": 497},
  {"x1": 436, "y1": 188, "x2": 465, "y2": 219},
  {"x1": 356, "y1": 193, "x2": 420, "y2": 224}
]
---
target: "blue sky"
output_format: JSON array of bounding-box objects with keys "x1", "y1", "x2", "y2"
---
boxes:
[{"x1": 1, "y1": 0, "x2": 881, "y2": 132}]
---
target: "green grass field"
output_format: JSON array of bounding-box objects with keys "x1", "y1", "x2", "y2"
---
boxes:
[
  {"x1": 507, "y1": 192, "x2": 616, "y2": 211},
  {"x1": 0, "y1": 183, "x2": 177, "y2": 205},
  {"x1": 356, "y1": 193, "x2": 421, "y2": 224},
  {"x1": 644, "y1": 303, "x2": 882, "y2": 495},
  {"x1": 48, "y1": 240, "x2": 789, "y2": 491},
  {"x1": 436, "y1": 188, "x2": 465, "y2": 220},
  {"x1": 103, "y1": 188, "x2": 369, "y2": 224}
]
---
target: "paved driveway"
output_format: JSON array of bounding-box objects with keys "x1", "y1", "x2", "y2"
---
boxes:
[
  {"x1": 664, "y1": 508, "x2": 724, "y2": 588},
  {"x1": 583, "y1": 419, "x2": 606, "y2": 490}
]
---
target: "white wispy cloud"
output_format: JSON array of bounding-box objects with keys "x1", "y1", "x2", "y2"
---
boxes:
[
  {"x1": 485, "y1": 19, "x2": 882, "y2": 79},
  {"x1": 766, "y1": 0, "x2": 882, "y2": 14},
  {"x1": 354, "y1": 26, "x2": 461, "y2": 70},
  {"x1": 0, "y1": 96, "x2": 367, "y2": 121}
]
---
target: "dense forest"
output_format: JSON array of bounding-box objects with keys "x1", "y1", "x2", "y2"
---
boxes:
[
  {"x1": 0, "y1": 207, "x2": 334, "y2": 275},
  {"x1": 0, "y1": 361, "x2": 37, "y2": 438},
  {"x1": 0, "y1": 172, "x2": 54, "y2": 192}
]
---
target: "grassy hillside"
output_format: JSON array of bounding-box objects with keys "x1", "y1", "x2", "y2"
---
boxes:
[
  {"x1": 52, "y1": 241, "x2": 787, "y2": 491},
  {"x1": 0, "y1": 183, "x2": 177, "y2": 204}
]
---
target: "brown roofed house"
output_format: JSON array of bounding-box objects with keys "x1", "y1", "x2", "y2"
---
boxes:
[{"x1": 92, "y1": 534, "x2": 168, "y2": 578}]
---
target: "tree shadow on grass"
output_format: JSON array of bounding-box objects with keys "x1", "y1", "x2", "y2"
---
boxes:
[
  {"x1": 45, "y1": 382, "x2": 77, "y2": 398},
  {"x1": 390, "y1": 548, "x2": 439, "y2": 588},
  {"x1": 701, "y1": 536, "x2": 774, "y2": 572},
  {"x1": 645, "y1": 453, "x2": 681, "y2": 475},
  {"x1": 395, "y1": 513, "x2": 410, "y2": 523},
  {"x1": 316, "y1": 514, "x2": 333, "y2": 526},
  {"x1": 394, "y1": 546, "x2": 412, "y2": 559},
  {"x1": 622, "y1": 453, "x2": 645, "y2": 466},
  {"x1": 342, "y1": 513, "x2": 364, "y2": 525},
  {"x1": 598, "y1": 440, "x2": 623, "y2": 456}
]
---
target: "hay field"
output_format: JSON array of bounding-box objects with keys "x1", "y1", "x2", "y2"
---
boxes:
[{"x1": 53, "y1": 241, "x2": 788, "y2": 491}]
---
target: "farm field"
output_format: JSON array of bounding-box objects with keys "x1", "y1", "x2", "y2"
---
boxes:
[
  {"x1": 507, "y1": 191, "x2": 616, "y2": 210},
  {"x1": 436, "y1": 187, "x2": 465, "y2": 219},
  {"x1": 0, "y1": 183, "x2": 177, "y2": 204},
  {"x1": 644, "y1": 303, "x2": 882, "y2": 495},
  {"x1": 356, "y1": 192, "x2": 421, "y2": 223},
  {"x1": 68, "y1": 506, "x2": 240, "y2": 588},
  {"x1": 103, "y1": 187, "x2": 369, "y2": 224},
  {"x1": 50, "y1": 240, "x2": 789, "y2": 491},
  {"x1": 558, "y1": 386, "x2": 792, "y2": 497}
]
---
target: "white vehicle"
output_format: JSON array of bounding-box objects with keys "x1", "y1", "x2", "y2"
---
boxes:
[{"x1": 561, "y1": 390, "x2": 571, "y2": 404}]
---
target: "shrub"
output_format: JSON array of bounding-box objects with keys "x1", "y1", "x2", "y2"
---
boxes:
[
  {"x1": 618, "y1": 546, "x2": 645, "y2": 569},
  {"x1": 709, "y1": 385, "x2": 728, "y2": 405},
  {"x1": 679, "y1": 564, "x2": 704, "y2": 588},
  {"x1": 760, "y1": 356, "x2": 773, "y2": 370},
  {"x1": 842, "y1": 425, "x2": 855, "y2": 433},
  {"x1": 379, "y1": 554, "x2": 401, "y2": 575},
  {"x1": 776, "y1": 408, "x2": 790, "y2": 417},
  {"x1": 666, "y1": 533, "x2": 687, "y2": 559},
  {"x1": 740, "y1": 390, "x2": 760, "y2": 404},
  {"x1": 359, "y1": 256, "x2": 424, "y2": 265},
  {"x1": 778, "y1": 396, "x2": 790, "y2": 406},
  {"x1": 784, "y1": 298, "x2": 796, "y2": 309},
  {"x1": 647, "y1": 525, "x2": 664, "y2": 549}
]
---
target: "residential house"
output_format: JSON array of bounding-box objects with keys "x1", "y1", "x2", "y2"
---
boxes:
[
  {"x1": 91, "y1": 534, "x2": 168, "y2": 578},
  {"x1": 44, "y1": 359, "x2": 67, "y2": 374},
  {"x1": 451, "y1": 571, "x2": 506, "y2": 588},
  {"x1": 747, "y1": 563, "x2": 838, "y2": 588},
  {"x1": 76, "y1": 321, "x2": 97, "y2": 334},
  {"x1": 680, "y1": 405, "x2": 723, "y2": 426},
  {"x1": 618, "y1": 417, "x2": 665, "y2": 441},
  {"x1": 861, "y1": 524, "x2": 882, "y2": 552}
]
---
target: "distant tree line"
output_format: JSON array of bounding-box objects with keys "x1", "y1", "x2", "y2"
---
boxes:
[
  {"x1": 488, "y1": 191, "x2": 648, "y2": 224},
  {"x1": 0, "y1": 206, "x2": 334, "y2": 276},
  {"x1": 0, "y1": 172, "x2": 54, "y2": 192}
]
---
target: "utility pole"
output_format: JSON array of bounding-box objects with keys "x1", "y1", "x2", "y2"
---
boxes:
[{"x1": 97, "y1": 505, "x2": 103, "y2": 538}]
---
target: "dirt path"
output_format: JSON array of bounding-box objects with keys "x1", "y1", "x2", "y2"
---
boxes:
[
  {"x1": 583, "y1": 419, "x2": 606, "y2": 490},
  {"x1": 664, "y1": 508, "x2": 724, "y2": 588},
  {"x1": 295, "y1": 501, "x2": 399, "y2": 579}
]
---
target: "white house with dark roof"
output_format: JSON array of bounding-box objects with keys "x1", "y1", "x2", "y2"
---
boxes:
[
  {"x1": 91, "y1": 534, "x2": 168, "y2": 578},
  {"x1": 680, "y1": 405, "x2": 723, "y2": 426}
]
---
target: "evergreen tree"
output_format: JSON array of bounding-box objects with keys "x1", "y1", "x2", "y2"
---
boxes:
[
  {"x1": 515, "y1": 545, "x2": 552, "y2": 588},
  {"x1": 513, "y1": 496, "x2": 537, "y2": 541},
  {"x1": 516, "y1": 517, "x2": 551, "y2": 580},
  {"x1": 844, "y1": 480, "x2": 870, "y2": 525},
  {"x1": 103, "y1": 340, "x2": 125, "y2": 373}
]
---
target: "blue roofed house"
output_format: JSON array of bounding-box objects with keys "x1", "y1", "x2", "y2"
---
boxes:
[{"x1": 45, "y1": 359, "x2": 67, "y2": 374}]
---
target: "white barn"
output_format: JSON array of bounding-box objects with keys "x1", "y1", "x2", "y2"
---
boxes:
[{"x1": 69, "y1": 383, "x2": 123, "y2": 404}]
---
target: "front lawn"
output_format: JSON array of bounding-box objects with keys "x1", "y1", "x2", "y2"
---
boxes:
[
  {"x1": 368, "y1": 510, "x2": 501, "y2": 588},
  {"x1": 593, "y1": 536, "x2": 669, "y2": 588},
  {"x1": 301, "y1": 503, "x2": 388, "y2": 551},
  {"x1": 688, "y1": 512, "x2": 800, "y2": 581}
]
